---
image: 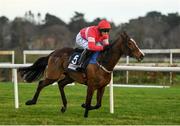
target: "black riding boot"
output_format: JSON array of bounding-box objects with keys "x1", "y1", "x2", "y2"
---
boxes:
[{"x1": 77, "y1": 49, "x2": 92, "y2": 71}]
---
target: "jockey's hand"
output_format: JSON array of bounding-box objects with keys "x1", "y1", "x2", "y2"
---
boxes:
[
  {"x1": 102, "y1": 34, "x2": 109, "y2": 39},
  {"x1": 103, "y1": 45, "x2": 110, "y2": 51}
]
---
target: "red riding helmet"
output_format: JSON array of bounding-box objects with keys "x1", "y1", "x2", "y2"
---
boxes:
[{"x1": 98, "y1": 19, "x2": 111, "y2": 29}]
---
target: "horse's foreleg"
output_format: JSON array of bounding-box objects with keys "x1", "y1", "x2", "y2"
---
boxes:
[
  {"x1": 82, "y1": 87, "x2": 105, "y2": 110},
  {"x1": 83, "y1": 86, "x2": 95, "y2": 118},
  {"x1": 94, "y1": 87, "x2": 105, "y2": 109},
  {"x1": 58, "y1": 76, "x2": 74, "y2": 113},
  {"x1": 26, "y1": 78, "x2": 56, "y2": 105}
]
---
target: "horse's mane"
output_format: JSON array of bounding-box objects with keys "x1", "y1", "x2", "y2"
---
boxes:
[
  {"x1": 97, "y1": 38, "x2": 118, "y2": 65},
  {"x1": 97, "y1": 31, "x2": 128, "y2": 65}
]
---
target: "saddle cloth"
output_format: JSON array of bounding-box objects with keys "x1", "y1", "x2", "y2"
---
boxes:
[{"x1": 67, "y1": 49, "x2": 99, "y2": 71}]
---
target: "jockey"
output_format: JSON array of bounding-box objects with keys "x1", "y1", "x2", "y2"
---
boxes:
[{"x1": 76, "y1": 19, "x2": 111, "y2": 69}]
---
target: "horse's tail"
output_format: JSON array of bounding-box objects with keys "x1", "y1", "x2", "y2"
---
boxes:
[{"x1": 18, "y1": 56, "x2": 50, "y2": 83}]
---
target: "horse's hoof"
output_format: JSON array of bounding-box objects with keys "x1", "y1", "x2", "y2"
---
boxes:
[
  {"x1": 94, "y1": 105, "x2": 101, "y2": 109},
  {"x1": 61, "y1": 107, "x2": 66, "y2": 113},
  {"x1": 81, "y1": 103, "x2": 86, "y2": 108},
  {"x1": 25, "y1": 100, "x2": 36, "y2": 105},
  {"x1": 84, "y1": 113, "x2": 88, "y2": 118}
]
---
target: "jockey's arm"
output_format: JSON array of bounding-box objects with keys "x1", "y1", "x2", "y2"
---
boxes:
[
  {"x1": 88, "y1": 37, "x2": 104, "y2": 51},
  {"x1": 102, "y1": 34, "x2": 110, "y2": 46}
]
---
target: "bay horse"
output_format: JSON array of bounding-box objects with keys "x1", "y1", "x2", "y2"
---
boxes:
[{"x1": 19, "y1": 31, "x2": 144, "y2": 117}]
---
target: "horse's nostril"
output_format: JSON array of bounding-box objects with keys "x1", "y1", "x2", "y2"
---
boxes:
[{"x1": 141, "y1": 54, "x2": 144, "y2": 60}]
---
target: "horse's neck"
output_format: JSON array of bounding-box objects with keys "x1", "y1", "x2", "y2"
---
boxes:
[{"x1": 100, "y1": 39, "x2": 123, "y2": 71}]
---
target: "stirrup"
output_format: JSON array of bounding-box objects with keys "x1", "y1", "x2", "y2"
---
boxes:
[
  {"x1": 77, "y1": 49, "x2": 87, "y2": 65},
  {"x1": 76, "y1": 67, "x2": 84, "y2": 72}
]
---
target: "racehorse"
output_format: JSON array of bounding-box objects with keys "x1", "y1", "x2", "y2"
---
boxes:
[{"x1": 19, "y1": 31, "x2": 144, "y2": 117}]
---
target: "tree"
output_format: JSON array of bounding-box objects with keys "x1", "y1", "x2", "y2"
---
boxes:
[
  {"x1": 0, "y1": 16, "x2": 9, "y2": 24},
  {"x1": 44, "y1": 13, "x2": 66, "y2": 26},
  {"x1": 0, "y1": 16, "x2": 9, "y2": 48},
  {"x1": 68, "y1": 11, "x2": 88, "y2": 33},
  {"x1": 165, "y1": 13, "x2": 180, "y2": 28},
  {"x1": 146, "y1": 11, "x2": 162, "y2": 18}
]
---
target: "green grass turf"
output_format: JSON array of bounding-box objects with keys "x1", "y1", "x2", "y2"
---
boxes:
[{"x1": 0, "y1": 82, "x2": 180, "y2": 125}]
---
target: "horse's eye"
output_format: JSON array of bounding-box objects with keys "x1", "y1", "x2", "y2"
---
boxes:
[
  {"x1": 128, "y1": 41, "x2": 133, "y2": 47},
  {"x1": 128, "y1": 42, "x2": 136, "y2": 51}
]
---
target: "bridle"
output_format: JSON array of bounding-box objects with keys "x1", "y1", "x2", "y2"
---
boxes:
[
  {"x1": 96, "y1": 33, "x2": 135, "y2": 74},
  {"x1": 123, "y1": 35, "x2": 134, "y2": 57}
]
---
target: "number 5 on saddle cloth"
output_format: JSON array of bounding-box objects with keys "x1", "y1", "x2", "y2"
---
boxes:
[{"x1": 67, "y1": 49, "x2": 99, "y2": 72}]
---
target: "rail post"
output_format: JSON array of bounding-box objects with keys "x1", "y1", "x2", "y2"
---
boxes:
[
  {"x1": 13, "y1": 68, "x2": 19, "y2": 108},
  {"x1": 110, "y1": 73, "x2": 114, "y2": 113},
  {"x1": 126, "y1": 56, "x2": 129, "y2": 84},
  {"x1": 170, "y1": 50, "x2": 173, "y2": 85}
]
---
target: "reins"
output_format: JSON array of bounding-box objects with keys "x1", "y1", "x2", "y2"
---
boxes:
[
  {"x1": 95, "y1": 32, "x2": 130, "y2": 74},
  {"x1": 95, "y1": 40, "x2": 116, "y2": 74},
  {"x1": 96, "y1": 62, "x2": 112, "y2": 74}
]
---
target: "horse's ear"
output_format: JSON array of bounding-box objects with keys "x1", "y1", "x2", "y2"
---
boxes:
[
  {"x1": 122, "y1": 31, "x2": 127, "y2": 36},
  {"x1": 122, "y1": 31, "x2": 126, "y2": 34},
  {"x1": 120, "y1": 31, "x2": 127, "y2": 38}
]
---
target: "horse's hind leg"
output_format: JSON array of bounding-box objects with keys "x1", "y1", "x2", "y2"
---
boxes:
[
  {"x1": 58, "y1": 76, "x2": 74, "y2": 113},
  {"x1": 26, "y1": 78, "x2": 56, "y2": 105}
]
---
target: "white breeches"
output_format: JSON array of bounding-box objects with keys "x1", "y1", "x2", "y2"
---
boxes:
[
  {"x1": 75, "y1": 32, "x2": 103, "y2": 49},
  {"x1": 75, "y1": 32, "x2": 88, "y2": 49}
]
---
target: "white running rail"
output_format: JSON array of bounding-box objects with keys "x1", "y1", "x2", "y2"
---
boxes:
[
  {"x1": 0, "y1": 64, "x2": 31, "y2": 109},
  {"x1": 23, "y1": 50, "x2": 53, "y2": 64},
  {"x1": 0, "y1": 51, "x2": 15, "y2": 82},
  {"x1": 1, "y1": 64, "x2": 180, "y2": 113}
]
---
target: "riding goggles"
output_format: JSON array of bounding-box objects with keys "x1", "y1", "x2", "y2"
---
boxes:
[{"x1": 100, "y1": 29, "x2": 110, "y2": 33}]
